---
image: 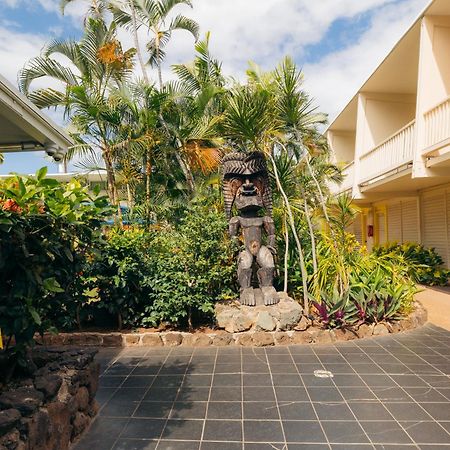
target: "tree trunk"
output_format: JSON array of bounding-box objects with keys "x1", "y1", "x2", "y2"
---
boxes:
[
  {"x1": 305, "y1": 156, "x2": 330, "y2": 224},
  {"x1": 129, "y1": 0, "x2": 149, "y2": 84},
  {"x1": 157, "y1": 64, "x2": 163, "y2": 90},
  {"x1": 175, "y1": 150, "x2": 195, "y2": 193},
  {"x1": 302, "y1": 191, "x2": 318, "y2": 275},
  {"x1": 283, "y1": 213, "x2": 289, "y2": 293},
  {"x1": 103, "y1": 146, "x2": 122, "y2": 224},
  {"x1": 145, "y1": 155, "x2": 151, "y2": 204},
  {"x1": 303, "y1": 195, "x2": 319, "y2": 296},
  {"x1": 155, "y1": 33, "x2": 163, "y2": 89},
  {"x1": 126, "y1": 183, "x2": 133, "y2": 213},
  {"x1": 269, "y1": 154, "x2": 309, "y2": 313},
  {"x1": 103, "y1": 149, "x2": 117, "y2": 204}
]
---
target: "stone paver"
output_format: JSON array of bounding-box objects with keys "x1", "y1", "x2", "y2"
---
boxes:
[{"x1": 73, "y1": 324, "x2": 450, "y2": 450}]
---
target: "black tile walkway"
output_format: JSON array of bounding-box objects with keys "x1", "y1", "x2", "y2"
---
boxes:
[{"x1": 73, "y1": 324, "x2": 450, "y2": 450}]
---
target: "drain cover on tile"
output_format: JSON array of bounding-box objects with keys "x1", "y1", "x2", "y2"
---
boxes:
[{"x1": 314, "y1": 370, "x2": 334, "y2": 378}]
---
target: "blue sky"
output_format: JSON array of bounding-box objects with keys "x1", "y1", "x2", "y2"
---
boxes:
[{"x1": 0, "y1": 0, "x2": 429, "y2": 174}]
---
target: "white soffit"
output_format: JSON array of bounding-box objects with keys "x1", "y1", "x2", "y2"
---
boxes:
[
  {"x1": 0, "y1": 73, "x2": 72, "y2": 152},
  {"x1": 327, "y1": 0, "x2": 448, "y2": 133}
]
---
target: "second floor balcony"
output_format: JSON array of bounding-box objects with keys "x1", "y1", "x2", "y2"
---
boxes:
[
  {"x1": 423, "y1": 96, "x2": 450, "y2": 154},
  {"x1": 359, "y1": 120, "x2": 416, "y2": 184},
  {"x1": 332, "y1": 120, "x2": 416, "y2": 195}
]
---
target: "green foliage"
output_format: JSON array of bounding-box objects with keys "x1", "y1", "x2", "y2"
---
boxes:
[
  {"x1": 81, "y1": 228, "x2": 151, "y2": 329},
  {"x1": 80, "y1": 201, "x2": 237, "y2": 330},
  {"x1": 142, "y1": 203, "x2": 237, "y2": 328},
  {"x1": 312, "y1": 236, "x2": 417, "y2": 328},
  {"x1": 373, "y1": 243, "x2": 450, "y2": 286},
  {"x1": 309, "y1": 196, "x2": 417, "y2": 329},
  {"x1": 13, "y1": 6, "x2": 423, "y2": 338},
  {"x1": 0, "y1": 170, "x2": 110, "y2": 357}
]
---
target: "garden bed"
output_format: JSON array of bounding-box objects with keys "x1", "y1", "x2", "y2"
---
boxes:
[
  {"x1": 40, "y1": 301, "x2": 427, "y2": 348},
  {"x1": 0, "y1": 348, "x2": 99, "y2": 450}
]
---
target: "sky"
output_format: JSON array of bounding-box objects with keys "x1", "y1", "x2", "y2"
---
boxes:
[{"x1": 0, "y1": 0, "x2": 431, "y2": 174}]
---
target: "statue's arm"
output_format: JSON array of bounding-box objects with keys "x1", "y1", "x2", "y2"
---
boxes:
[
  {"x1": 229, "y1": 216, "x2": 240, "y2": 239},
  {"x1": 264, "y1": 216, "x2": 277, "y2": 255}
]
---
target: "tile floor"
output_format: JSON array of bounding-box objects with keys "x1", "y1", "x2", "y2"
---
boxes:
[{"x1": 73, "y1": 324, "x2": 450, "y2": 450}]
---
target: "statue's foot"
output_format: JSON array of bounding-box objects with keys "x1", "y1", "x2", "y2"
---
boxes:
[
  {"x1": 262, "y1": 286, "x2": 279, "y2": 306},
  {"x1": 240, "y1": 287, "x2": 256, "y2": 306}
]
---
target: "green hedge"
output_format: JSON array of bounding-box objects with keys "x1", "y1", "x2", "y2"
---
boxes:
[
  {"x1": 0, "y1": 169, "x2": 110, "y2": 364},
  {"x1": 373, "y1": 242, "x2": 449, "y2": 286},
  {"x1": 81, "y1": 203, "x2": 238, "y2": 329}
]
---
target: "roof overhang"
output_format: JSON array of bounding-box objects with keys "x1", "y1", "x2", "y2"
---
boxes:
[
  {"x1": 0, "y1": 170, "x2": 107, "y2": 182},
  {"x1": 0, "y1": 73, "x2": 73, "y2": 161},
  {"x1": 327, "y1": 0, "x2": 450, "y2": 134}
]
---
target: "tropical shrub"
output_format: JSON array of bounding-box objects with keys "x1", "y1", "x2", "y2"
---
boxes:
[
  {"x1": 310, "y1": 196, "x2": 417, "y2": 329},
  {"x1": 312, "y1": 239, "x2": 417, "y2": 328},
  {"x1": 80, "y1": 201, "x2": 238, "y2": 330},
  {"x1": 80, "y1": 228, "x2": 151, "y2": 329},
  {"x1": 373, "y1": 243, "x2": 449, "y2": 286},
  {"x1": 0, "y1": 169, "x2": 110, "y2": 371},
  {"x1": 141, "y1": 203, "x2": 238, "y2": 328}
]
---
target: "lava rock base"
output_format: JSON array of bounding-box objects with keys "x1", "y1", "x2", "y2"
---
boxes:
[{"x1": 0, "y1": 348, "x2": 99, "y2": 450}]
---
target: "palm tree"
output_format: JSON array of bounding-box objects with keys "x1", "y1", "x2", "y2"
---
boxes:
[
  {"x1": 61, "y1": 0, "x2": 150, "y2": 84},
  {"x1": 172, "y1": 32, "x2": 225, "y2": 94},
  {"x1": 160, "y1": 35, "x2": 225, "y2": 193},
  {"x1": 19, "y1": 19, "x2": 136, "y2": 208},
  {"x1": 111, "y1": 0, "x2": 199, "y2": 88},
  {"x1": 221, "y1": 57, "x2": 338, "y2": 313},
  {"x1": 111, "y1": 81, "x2": 164, "y2": 217},
  {"x1": 60, "y1": 0, "x2": 109, "y2": 19}
]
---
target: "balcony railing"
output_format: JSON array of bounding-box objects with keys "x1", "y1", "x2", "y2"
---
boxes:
[
  {"x1": 330, "y1": 162, "x2": 354, "y2": 194},
  {"x1": 340, "y1": 162, "x2": 354, "y2": 192},
  {"x1": 424, "y1": 96, "x2": 450, "y2": 150},
  {"x1": 359, "y1": 120, "x2": 416, "y2": 183}
]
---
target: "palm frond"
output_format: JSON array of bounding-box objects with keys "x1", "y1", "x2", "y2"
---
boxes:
[
  {"x1": 27, "y1": 88, "x2": 66, "y2": 109},
  {"x1": 223, "y1": 86, "x2": 278, "y2": 150},
  {"x1": 171, "y1": 63, "x2": 199, "y2": 95},
  {"x1": 146, "y1": 38, "x2": 167, "y2": 67},
  {"x1": 168, "y1": 15, "x2": 199, "y2": 41},
  {"x1": 18, "y1": 57, "x2": 78, "y2": 94},
  {"x1": 44, "y1": 39, "x2": 88, "y2": 75},
  {"x1": 157, "y1": 0, "x2": 193, "y2": 18}
]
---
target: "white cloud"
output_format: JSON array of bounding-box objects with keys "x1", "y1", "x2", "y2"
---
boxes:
[
  {"x1": 0, "y1": 26, "x2": 47, "y2": 85},
  {"x1": 154, "y1": 0, "x2": 430, "y2": 119},
  {"x1": 0, "y1": 0, "x2": 431, "y2": 124},
  {"x1": 1, "y1": 0, "x2": 59, "y2": 11},
  {"x1": 303, "y1": 0, "x2": 428, "y2": 122},
  {"x1": 162, "y1": 0, "x2": 403, "y2": 76},
  {"x1": 2, "y1": 0, "x2": 19, "y2": 6}
]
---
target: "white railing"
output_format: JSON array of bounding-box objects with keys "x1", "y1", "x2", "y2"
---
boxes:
[
  {"x1": 424, "y1": 96, "x2": 450, "y2": 150},
  {"x1": 330, "y1": 161, "x2": 354, "y2": 194},
  {"x1": 340, "y1": 162, "x2": 354, "y2": 192},
  {"x1": 359, "y1": 120, "x2": 416, "y2": 183}
]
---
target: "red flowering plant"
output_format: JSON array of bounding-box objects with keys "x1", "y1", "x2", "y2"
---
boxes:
[{"x1": 0, "y1": 167, "x2": 111, "y2": 378}]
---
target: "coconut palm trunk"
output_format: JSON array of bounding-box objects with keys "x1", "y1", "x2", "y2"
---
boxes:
[
  {"x1": 103, "y1": 145, "x2": 122, "y2": 222},
  {"x1": 305, "y1": 155, "x2": 330, "y2": 224},
  {"x1": 302, "y1": 188, "x2": 318, "y2": 275},
  {"x1": 129, "y1": 0, "x2": 149, "y2": 83},
  {"x1": 269, "y1": 153, "x2": 309, "y2": 313},
  {"x1": 126, "y1": 183, "x2": 133, "y2": 212}
]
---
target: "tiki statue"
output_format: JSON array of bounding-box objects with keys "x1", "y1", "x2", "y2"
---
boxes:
[{"x1": 222, "y1": 152, "x2": 279, "y2": 306}]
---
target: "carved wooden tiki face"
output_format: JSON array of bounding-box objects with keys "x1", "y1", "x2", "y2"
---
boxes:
[{"x1": 222, "y1": 152, "x2": 273, "y2": 219}]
